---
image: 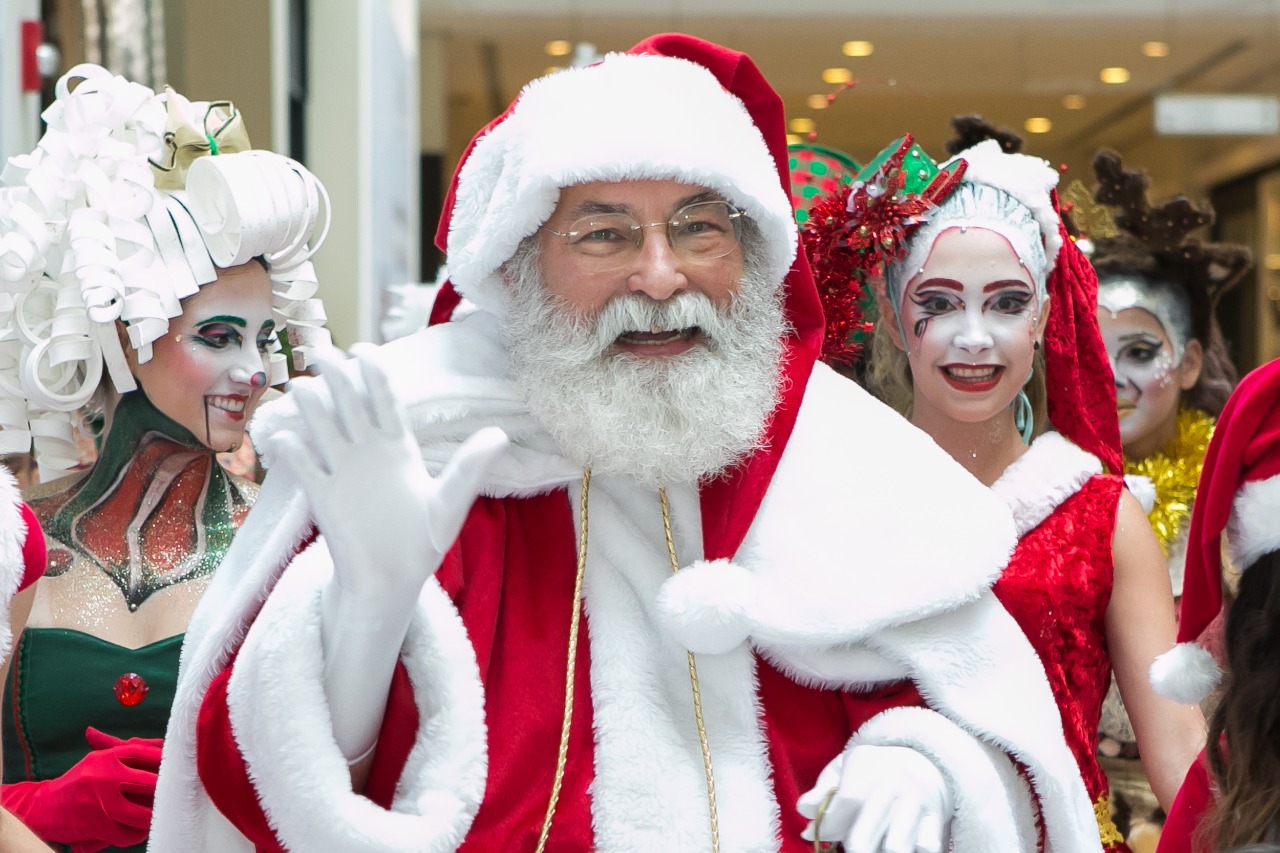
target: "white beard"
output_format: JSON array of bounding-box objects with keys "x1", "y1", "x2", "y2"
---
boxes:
[{"x1": 500, "y1": 249, "x2": 787, "y2": 488}]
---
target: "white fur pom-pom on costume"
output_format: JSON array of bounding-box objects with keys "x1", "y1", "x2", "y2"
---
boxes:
[
  {"x1": 656, "y1": 559, "x2": 758, "y2": 655},
  {"x1": 1150, "y1": 642, "x2": 1222, "y2": 704}
]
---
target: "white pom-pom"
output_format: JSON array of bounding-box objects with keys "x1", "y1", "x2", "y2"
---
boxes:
[
  {"x1": 1150, "y1": 642, "x2": 1221, "y2": 704},
  {"x1": 1124, "y1": 474, "x2": 1157, "y2": 515},
  {"x1": 655, "y1": 559, "x2": 757, "y2": 655}
]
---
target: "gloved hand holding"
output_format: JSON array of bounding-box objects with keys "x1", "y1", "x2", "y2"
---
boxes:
[
  {"x1": 1, "y1": 725, "x2": 162, "y2": 852},
  {"x1": 797, "y1": 744, "x2": 952, "y2": 853}
]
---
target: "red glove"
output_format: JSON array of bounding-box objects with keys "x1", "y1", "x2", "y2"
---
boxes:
[{"x1": 2, "y1": 726, "x2": 162, "y2": 853}]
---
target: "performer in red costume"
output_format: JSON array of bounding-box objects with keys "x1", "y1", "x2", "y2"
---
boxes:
[
  {"x1": 825, "y1": 133, "x2": 1207, "y2": 848},
  {"x1": 152, "y1": 35, "x2": 1104, "y2": 852},
  {"x1": 1153, "y1": 358, "x2": 1280, "y2": 853},
  {"x1": 0, "y1": 65, "x2": 330, "y2": 851},
  {"x1": 0, "y1": 468, "x2": 48, "y2": 851}
]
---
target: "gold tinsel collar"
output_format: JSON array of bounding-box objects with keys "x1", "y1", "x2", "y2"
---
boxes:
[{"x1": 1124, "y1": 408, "x2": 1215, "y2": 555}]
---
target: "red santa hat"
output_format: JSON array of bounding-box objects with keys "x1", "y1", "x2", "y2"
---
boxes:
[
  {"x1": 438, "y1": 38, "x2": 798, "y2": 320},
  {"x1": 1151, "y1": 357, "x2": 1280, "y2": 703}
]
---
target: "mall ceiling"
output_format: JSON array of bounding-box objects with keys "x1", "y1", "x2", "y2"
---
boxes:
[{"x1": 423, "y1": 0, "x2": 1280, "y2": 195}]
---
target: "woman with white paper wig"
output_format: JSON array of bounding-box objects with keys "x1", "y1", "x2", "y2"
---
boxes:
[{"x1": 0, "y1": 64, "x2": 330, "y2": 851}]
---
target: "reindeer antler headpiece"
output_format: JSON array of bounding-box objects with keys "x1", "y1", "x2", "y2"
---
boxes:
[{"x1": 1091, "y1": 149, "x2": 1251, "y2": 353}]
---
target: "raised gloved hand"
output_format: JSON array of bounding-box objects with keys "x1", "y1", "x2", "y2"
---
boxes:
[
  {"x1": 1, "y1": 725, "x2": 162, "y2": 852},
  {"x1": 268, "y1": 346, "x2": 509, "y2": 605},
  {"x1": 267, "y1": 347, "x2": 508, "y2": 766},
  {"x1": 797, "y1": 744, "x2": 952, "y2": 853}
]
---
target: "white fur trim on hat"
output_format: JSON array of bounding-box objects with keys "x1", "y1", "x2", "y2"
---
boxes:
[
  {"x1": 1228, "y1": 474, "x2": 1280, "y2": 571},
  {"x1": 446, "y1": 52, "x2": 797, "y2": 317},
  {"x1": 948, "y1": 140, "x2": 1063, "y2": 270},
  {"x1": 1150, "y1": 641, "x2": 1222, "y2": 704}
]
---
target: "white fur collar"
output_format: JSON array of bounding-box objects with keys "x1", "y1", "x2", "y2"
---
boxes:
[
  {"x1": 251, "y1": 312, "x2": 581, "y2": 499},
  {"x1": 991, "y1": 432, "x2": 1102, "y2": 538}
]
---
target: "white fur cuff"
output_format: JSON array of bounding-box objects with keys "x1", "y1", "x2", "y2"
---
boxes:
[
  {"x1": 226, "y1": 540, "x2": 487, "y2": 851},
  {"x1": 852, "y1": 707, "x2": 1039, "y2": 853}
]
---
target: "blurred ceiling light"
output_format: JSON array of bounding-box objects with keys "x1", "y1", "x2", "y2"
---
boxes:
[
  {"x1": 807, "y1": 94, "x2": 830, "y2": 110},
  {"x1": 789, "y1": 117, "x2": 817, "y2": 134},
  {"x1": 822, "y1": 67, "x2": 854, "y2": 85},
  {"x1": 786, "y1": 134, "x2": 803, "y2": 146},
  {"x1": 842, "y1": 41, "x2": 874, "y2": 57},
  {"x1": 1024, "y1": 117, "x2": 1052, "y2": 134},
  {"x1": 545, "y1": 40, "x2": 572, "y2": 57},
  {"x1": 1062, "y1": 94, "x2": 1087, "y2": 110},
  {"x1": 1266, "y1": 253, "x2": 1280, "y2": 270},
  {"x1": 1100, "y1": 66, "x2": 1131, "y2": 84},
  {"x1": 1142, "y1": 41, "x2": 1170, "y2": 58}
]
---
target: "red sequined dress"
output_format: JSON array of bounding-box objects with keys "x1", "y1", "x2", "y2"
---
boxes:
[{"x1": 990, "y1": 431, "x2": 1130, "y2": 851}]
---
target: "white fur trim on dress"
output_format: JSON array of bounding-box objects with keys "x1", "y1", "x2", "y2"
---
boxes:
[
  {"x1": 991, "y1": 432, "x2": 1102, "y2": 538},
  {"x1": 1150, "y1": 641, "x2": 1222, "y2": 705},
  {"x1": 1229, "y1": 474, "x2": 1280, "y2": 571},
  {"x1": 225, "y1": 539, "x2": 486, "y2": 851},
  {"x1": 1124, "y1": 473, "x2": 1158, "y2": 515},
  {"x1": 444, "y1": 51, "x2": 797, "y2": 318},
  {"x1": 0, "y1": 467, "x2": 28, "y2": 662}
]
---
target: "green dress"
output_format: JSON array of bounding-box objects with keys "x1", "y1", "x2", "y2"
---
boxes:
[{"x1": 3, "y1": 628, "x2": 182, "y2": 853}]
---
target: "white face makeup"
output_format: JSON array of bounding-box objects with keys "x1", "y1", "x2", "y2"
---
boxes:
[
  {"x1": 130, "y1": 262, "x2": 275, "y2": 453},
  {"x1": 897, "y1": 227, "x2": 1042, "y2": 428},
  {"x1": 1097, "y1": 305, "x2": 1182, "y2": 456}
]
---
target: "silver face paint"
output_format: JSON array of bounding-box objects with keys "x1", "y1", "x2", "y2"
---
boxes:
[{"x1": 1096, "y1": 274, "x2": 1193, "y2": 362}]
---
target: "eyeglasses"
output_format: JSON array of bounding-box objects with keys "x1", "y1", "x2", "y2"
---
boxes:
[{"x1": 540, "y1": 200, "x2": 746, "y2": 272}]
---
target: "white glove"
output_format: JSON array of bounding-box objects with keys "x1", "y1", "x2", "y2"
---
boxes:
[
  {"x1": 266, "y1": 346, "x2": 508, "y2": 765},
  {"x1": 268, "y1": 347, "x2": 508, "y2": 602},
  {"x1": 797, "y1": 744, "x2": 952, "y2": 853}
]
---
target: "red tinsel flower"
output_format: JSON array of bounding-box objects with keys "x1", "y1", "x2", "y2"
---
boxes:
[{"x1": 801, "y1": 136, "x2": 966, "y2": 367}]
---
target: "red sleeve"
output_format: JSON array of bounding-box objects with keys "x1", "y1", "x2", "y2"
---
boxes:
[
  {"x1": 197, "y1": 656, "x2": 422, "y2": 851},
  {"x1": 1157, "y1": 749, "x2": 1213, "y2": 853},
  {"x1": 17, "y1": 504, "x2": 44, "y2": 591}
]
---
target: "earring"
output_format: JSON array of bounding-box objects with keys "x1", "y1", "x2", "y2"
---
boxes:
[
  {"x1": 1033, "y1": 340, "x2": 1041, "y2": 351},
  {"x1": 1013, "y1": 389, "x2": 1034, "y2": 445}
]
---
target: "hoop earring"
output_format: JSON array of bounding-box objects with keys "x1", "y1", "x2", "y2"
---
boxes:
[{"x1": 1013, "y1": 389, "x2": 1034, "y2": 445}]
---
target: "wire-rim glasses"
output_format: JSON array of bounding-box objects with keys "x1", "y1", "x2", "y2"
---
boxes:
[{"x1": 540, "y1": 200, "x2": 745, "y2": 272}]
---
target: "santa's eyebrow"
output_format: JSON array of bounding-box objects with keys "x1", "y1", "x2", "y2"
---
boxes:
[{"x1": 567, "y1": 191, "x2": 724, "y2": 219}]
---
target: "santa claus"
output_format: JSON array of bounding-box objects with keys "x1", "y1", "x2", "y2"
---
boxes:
[{"x1": 150, "y1": 34, "x2": 1103, "y2": 853}]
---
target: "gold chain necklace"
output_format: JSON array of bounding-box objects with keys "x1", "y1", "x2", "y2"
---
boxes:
[
  {"x1": 534, "y1": 472, "x2": 721, "y2": 853},
  {"x1": 660, "y1": 486, "x2": 722, "y2": 853}
]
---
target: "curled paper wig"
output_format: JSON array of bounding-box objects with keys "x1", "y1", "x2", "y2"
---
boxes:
[{"x1": 0, "y1": 64, "x2": 331, "y2": 475}]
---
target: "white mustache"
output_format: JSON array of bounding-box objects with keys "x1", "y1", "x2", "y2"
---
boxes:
[{"x1": 591, "y1": 293, "x2": 727, "y2": 350}]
